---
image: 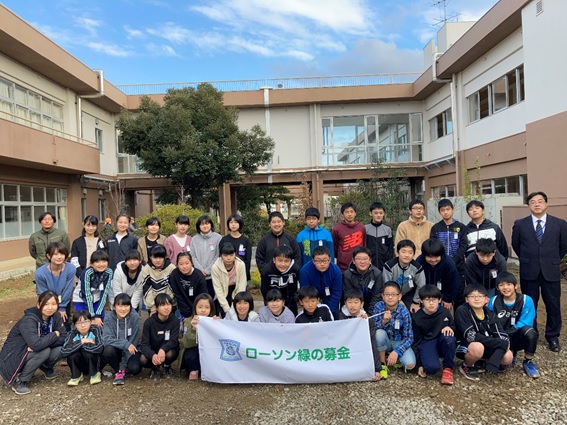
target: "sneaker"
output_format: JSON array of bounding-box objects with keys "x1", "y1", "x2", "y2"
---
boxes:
[
  {"x1": 189, "y1": 370, "x2": 199, "y2": 380},
  {"x1": 459, "y1": 364, "x2": 480, "y2": 381},
  {"x1": 67, "y1": 374, "x2": 84, "y2": 386},
  {"x1": 11, "y1": 380, "x2": 31, "y2": 395},
  {"x1": 113, "y1": 370, "x2": 125, "y2": 385},
  {"x1": 379, "y1": 364, "x2": 389, "y2": 380},
  {"x1": 473, "y1": 360, "x2": 486, "y2": 373},
  {"x1": 40, "y1": 366, "x2": 58, "y2": 380},
  {"x1": 150, "y1": 369, "x2": 161, "y2": 383},
  {"x1": 124, "y1": 368, "x2": 134, "y2": 378},
  {"x1": 440, "y1": 368, "x2": 454, "y2": 385},
  {"x1": 102, "y1": 370, "x2": 114, "y2": 378},
  {"x1": 523, "y1": 360, "x2": 540, "y2": 379},
  {"x1": 163, "y1": 366, "x2": 173, "y2": 379},
  {"x1": 90, "y1": 372, "x2": 102, "y2": 385}
]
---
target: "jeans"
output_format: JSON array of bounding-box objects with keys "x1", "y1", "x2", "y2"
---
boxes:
[{"x1": 375, "y1": 329, "x2": 416, "y2": 367}]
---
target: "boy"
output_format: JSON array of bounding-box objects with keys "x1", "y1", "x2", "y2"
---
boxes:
[
  {"x1": 256, "y1": 211, "x2": 302, "y2": 272},
  {"x1": 296, "y1": 207, "x2": 335, "y2": 267},
  {"x1": 464, "y1": 200, "x2": 508, "y2": 257},
  {"x1": 332, "y1": 202, "x2": 367, "y2": 272},
  {"x1": 260, "y1": 245, "x2": 300, "y2": 315},
  {"x1": 300, "y1": 246, "x2": 342, "y2": 318},
  {"x1": 416, "y1": 238, "x2": 460, "y2": 310},
  {"x1": 295, "y1": 286, "x2": 333, "y2": 323},
  {"x1": 372, "y1": 281, "x2": 415, "y2": 379},
  {"x1": 412, "y1": 285, "x2": 456, "y2": 385},
  {"x1": 343, "y1": 247, "x2": 383, "y2": 313},
  {"x1": 488, "y1": 272, "x2": 540, "y2": 378},
  {"x1": 395, "y1": 199, "x2": 433, "y2": 258},
  {"x1": 382, "y1": 240, "x2": 425, "y2": 313},
  {"x1": 142, "y1": 245, "x2": 177, "y2": 314},
  {"x1": 365, "y1": 202, "x2": 393, "y2": 270},
  {"x1": 465, "y1": 238, "x2": 507, "y2": 297},
  {"x1": 455, "y1": 284, "x2": 513, "y2": 380}
]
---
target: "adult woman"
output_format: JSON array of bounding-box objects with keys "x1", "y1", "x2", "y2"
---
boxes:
[
  {"x1": 0, "y1": 291, "x2": 67, "y2": 395},
  {"x1": 71, "y1": 215, "x2": 106, "y2": 278}
]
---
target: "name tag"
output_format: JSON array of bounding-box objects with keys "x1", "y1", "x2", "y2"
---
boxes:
[
  {"x1": 408, "y1": 276, "x2": 414, "y2": 288},
  {"x1": 99, "y1": 283, "x2": 104, "y2": 291},
  {"x1": 209, "y1": 245, "x2": 215, "y2": 251},
  {"x1": 394, "y1": 319, "x2": 400, "y2": 330},
  {"x1": 511, "y1": 317, "x2": 516, "y2": 326},
  {"x1": 437, "y1": 281, "x2": 442, "y2": 290},
  {"x1": 382, "y1": 238, "x2": 385, "y2": 244},
  {"x1": 325, "y1": 287, "x2": 331, "y2": 297},
  {"x1": 318, "y1": 240, "x2": 323, "y2": 246},
  {"x1": 491, "y1": 270, "x2": 498, "y2": 278},
  {"x1": 127, "y1": 328, "x2": 132, "y2": 336},
  {"x1": 454, "y1": 233, "x2": 459, "y2": 239},
  {"x1": 189, "y1": 287, "x2": 194, "y2": 296},
  {"x1": 165, "y1": 330, "x2": 170, "y2": 341},
  {"x1": 368, "y1": 280, "x2": 375, "y2": 289}
]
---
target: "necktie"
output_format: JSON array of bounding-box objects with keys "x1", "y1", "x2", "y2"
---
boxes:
[{"x1": 535, "y1": 220, "x2": 543, "y2": 243}]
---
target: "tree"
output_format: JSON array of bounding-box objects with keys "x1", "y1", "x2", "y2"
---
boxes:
[{"x1": 116, "y1": 83, "x2": 275, "y2": 207}]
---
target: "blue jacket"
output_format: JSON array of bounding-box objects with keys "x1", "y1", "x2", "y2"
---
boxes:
[
  {"x1": 296, "y1": 225, "x2": 335, "y2": 266},
  {"x1": 299, "y1": 261, "x2": 343, "y2": 315},
  {"x1": 430, "y1": 219, "x2": 467, "y2": 273}
]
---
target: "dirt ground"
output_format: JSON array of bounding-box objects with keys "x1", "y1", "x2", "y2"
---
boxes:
[{"x1": 0, "y1": 275, "x2": 566, "y2": 424}]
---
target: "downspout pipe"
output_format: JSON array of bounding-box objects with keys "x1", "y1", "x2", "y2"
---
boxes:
[
  {"x1": 77, "y1": 69, "x2": 105, "y2": 141},
  {"x1": 432, "y1": 53, "x2": 452, "y2": 83}
]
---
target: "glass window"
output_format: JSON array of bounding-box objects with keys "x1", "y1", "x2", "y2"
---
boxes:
[
  {"x1": 46, "y1": 188, "x2": 56, "y2": 203},
  {"x1": 33, "y1": 187, "x2": 45, "y2": 202},
  {"x1": 5, "y1": 206, "x2": 19, "y2": 238},
  {"x1": 518, "y1": 66, "x2": 525, "y2": 102},
  {"x1": 410, "y1": 113, "x2": 422, "y2": 143},
  {"x1": 20, "y1": 206, "x2": 33, "y2": 235},
  {"x1": 15, "y1": 87, "x2": 27, "y2": 105},
  {"x1": 506, "y1": 176, "x2": 520, "y2": 194},
  {"x1": 494, "y1": 178, "x2": 506, "y2": 194},
  {"x1": 507, "y1": 70, "x2": 518, "y2": 106},
  {"x1": 469, "y1": 93, "x2": 479, "y2": 123},
  {"x1": 446, "y1": 109, "x2": 453, "y2": 135},
  {"x1": 0, "y1": 79, "x2": 11, "y2": 98},
  {"x1": 446, "y1": 185, "x2": 456, "y2": 197},
  {"x1": 332, "y1": 116, "x2": 365, "y2": 147},
  {"x1": 4, "y1": 185, "x2": 18, "y2": 202},
  {"x1": 20, "y1": 186, "x2": 32, "y2": 202},
  {"x1": 492, "y1": 77, "x2": 507, "y2": 112},
  {"x1": 95, "y1": 128, "x2": 103, "y2": 151},
  {"x1": 480, "y1": 180, "x2": 493, "y2": 195},
  {"x1": 431, "y1": 187, "x2": 440, "y2": 198},
  {"x1": 479, "y1": 87, "x2": 490, "y2": 119}
]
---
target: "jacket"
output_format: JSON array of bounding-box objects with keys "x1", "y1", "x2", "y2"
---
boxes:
[
  {"x1": 141, "y1": 260, "x2": 176, "y2": 312},
  {"x1": 382, "y1": 258, "x2": 425, "y2": 307},
  {"x1": 430, "y1": 219, "x2": 467, "y2": 273},
  {"x1": 35, "y1": 262, "x2": 76, "y2": 312},
  {"x1": 0, "y1": 307, "x2": 66, "y2": 384},
  {"x1": 372, "y1": 300, "x2": 413, "y2": 357},
  {"x1": 260, "y1": 261, "x2": 300, "y2": 315},
  {"x1": 299, "y1": 260, "x2": 343, "y2": 316},
  {"x1": 258, "y1": 306, "x2": 296, "y2": 323},
  {"x1": 71, "y1": 236, "x2": 106, "y2": 277},
  {"x1": 140, "y1": 313, "x2": 179, "y2": 359},
  {"x1": 454, "y1": 304, "x2": 509, "y2": 347},
  {"x1": 164, "y1": 234, "x2": 192, "y2": 266},
  {"x1": 29, "y1": 227, "x2": 71, "y2": 269},
  {"x1": 137, "y1": 234, "x2": 167, "y2": 265},
  {"x1": 256, "y1": 231, "x2": 302, "y2": 272},
  {"x1": 219, "y1": 234, "x2": 252, "y2": 280},
  {"x1": 190, "y1": 232, "x2": 222, "y2": 276},
  {"x1": 72, "y1": 267, "x2": 113, "y2": 318},
  {"x1": 111, "y1": 261, "x2": 144, "y2": 309},
  {"x1": 61, "y1": 325, "x2": 104, "y2": 357},
  {"x1": 415, "y1": 254, "x2": 460, "y2": 303},
  {"x1": 169, "y1": 266, "x2": 209, "y2": 318},
  {"x1": 465, "y1": 219, "x2": 509, "y2": 258},
  {"x1": 106, "y1": 232, "x2": 139, "y2": 271},
  {"x1": 102, "y1": 309, "x2": 141, "y2": 370},
  {"x1": 464, "y1": 251, "x2": 507, "y2": 291},
  {"x1": 295, "y1": 305, "x2": 334, "y2": 323},
  {"x1": 211, "y1": 257, "x2": 248, "y2": 313},
  {"x1": 296, "y1": 225, "x2": 335, "y2": 267},
  {"x1": 394, "y1": 216, "x2": 434, "y2": 258},
  {"x1": 488, "y1": 294, "x2": 536, "y2": 333},
  {"x1": 342, "y1": 262, "x2": 383, "y2": 312},
  {"x1": 224, "y1": 307, "x2": 260, "y2": 322},
  {"x1": 332, "y1": 221, "x2": 367, "y2": 271},
  {"x1": 365, "y1": 221, "x2": 393, "y2": 270}
]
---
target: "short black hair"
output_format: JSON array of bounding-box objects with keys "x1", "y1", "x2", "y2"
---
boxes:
[
  {"x1": 475, "y1": 238, "x2": 496, "y2": 254},
  {"x1": 38, "y1": 211, "x2": 56, "y2": 224},
  {"x1": 369, "y1": 202, "x2": 386, "y2": 212},
  {"x1": 466, "y1": 200, "x2": 485, "y2": 212},
  {"x1": 177, "y1": 251, "x2": 193, "y2": 263},
  {"x1": 72, "y1": 309, "x2": 92, "y2": 324},
  {"x1": 421, "y1": 238, "x2": 445, "y2": 257},
  {"x1": 145, "y1": 216, "x2": 161, "y2": 227},
  {"x1": 296, "y1": 285, "x2": 320, "y2": 301},
  {"x1": 154, "y1": 293, "x2": 173, "y2": 307},
  {"x1": 232, "y1": 291, "x2": 254, "y2": 312},
  {"x1": 113, "y1": 293, "x2": 132, "y2": 307},
  {"x1": 227, "y1": 213, "x2": 244, "y2": 231},
  {"x1": 344, "y1": 288, "x2": 364, "y2": 302},
  {"x1": 341, "y1": 202, "x2": 356, "y2": 214},
  {"x1": 196, "y1": 215, "x2": 214, "y2": 233},
  {"x1": 90, "y1": 249, "x2": 109, "y2": 264},
  {"x1": 304, "y1": 207, "x2": 320, "y2": 219},
  {"x1": 496, "y1": 271, "x2": 517, "y2": 286},
  {"x1": 273, "y1": 245, "x2": 294, "y2": 259},
  {"x1": 526, "y1": 191, "x2": 548, "y2": 204},
  {"x1": 383, "y1": 281, "x2": 401, "y2": 294},
  {"x1": 396, "y1": 239, "x2": 416, "y2": 253},
  {"x1": 265, "y1": 288, "x2": 284, "y2": 302},
  {"x1": 175, "y1": 215, "x2": 190, "y2": 225},
  {"x1": 220, "y1": 243, "x2": 236, "y2": 256},
  {"x1": 124, "y1": 249, "x2": 141, "y2": 262},
  {"x1": 81, "y1": 215, "x2": 99, "y2": 237},
  {"x1": 409, "y1": 199, "x2": 425, "y2": 210},
  {"x1": 418, "y1": 284, "x2": 442, "y2": 300},
  {"x1": 463, "y1": 284, "x2": 488, "y2": 298},
  {"x1": 268, "y1": 211, "x2": 285, "y2": 223},
  {"x1": 352, "y1": 246, "x2": 372, "y2": 259},
  {"x1": 312, "y1": 246, "x2": 330, "y2": 258},
  {"x1": 194, "y1": 293, "x2": 215, "y2": 317},
  {"x1": 149, "y1": 244, "x2": 167, "y2": 258},
  {"x1": 437, "y1": 199, "x2": 454, "y2": 210}
]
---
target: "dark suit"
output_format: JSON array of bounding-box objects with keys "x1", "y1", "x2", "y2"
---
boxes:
[{"x1": 512, "y1": 214, "x2": 567, "y2": 341}]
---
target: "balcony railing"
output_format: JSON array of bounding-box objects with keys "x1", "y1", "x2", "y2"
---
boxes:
[{"x1": 116, "y1": 72, "x2": 422, "y2": 95}]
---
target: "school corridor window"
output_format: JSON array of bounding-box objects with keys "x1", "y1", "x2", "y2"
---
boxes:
[{"x1": 429, "y1": 109, "x2": 452, "y2": 141}]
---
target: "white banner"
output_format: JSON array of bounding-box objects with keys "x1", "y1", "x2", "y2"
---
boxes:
[{"x1": 197, "y1": 317, "x2": 375, "y2": 384}]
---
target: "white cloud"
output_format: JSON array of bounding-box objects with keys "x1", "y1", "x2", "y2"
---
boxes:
[
  {"x1": 146, "y1": 22, "x2": 193, "y2": 44},
  {"x1": 145, "y1": 43, "x2": 179, "y2": 57},
  {"x1": 124, "y1": 26, "x2": 145, "y2": 40},
  {"x1": 87, "y1": 42, "x2": 131, "y2": 57},
  {"x1": 75, "y1": 17, "x2": 102, "y2": 36}
]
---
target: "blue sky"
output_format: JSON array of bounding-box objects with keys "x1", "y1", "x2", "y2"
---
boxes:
[{"x1": 2, "y1": 0, "x2": 498, "y2": 86}]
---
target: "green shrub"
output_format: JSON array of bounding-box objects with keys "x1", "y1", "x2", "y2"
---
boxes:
[{"x1": 135, "y1": 204, "x2": 218, "y2": 237}]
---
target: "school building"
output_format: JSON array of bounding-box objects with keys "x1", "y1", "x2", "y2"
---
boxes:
[{"x1": 0, "y1": 0, "x2": 566, "y2": 278}]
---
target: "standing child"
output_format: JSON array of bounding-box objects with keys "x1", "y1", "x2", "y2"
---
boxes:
[
  {"x1": 332, "y1": 202, "x2": 367, "y2": 272},
  {"x1": 169, "y1": 251, "x2": 208, "y2": 319},
  {"x1": 164, "y1": 215, "x2": 192, "y2": 266},
  {"x1": 220, "y1": 213, "x2": 252, "y2": 281},
  {"x1": 137, "y1": 217, "x2": 167, "y2": 265},
  {"x1": 365, "y1": 202, "x2": 393, "y2": 270},
  {"x1": 61, "y1": 310, "x2": 104, "y2": 386},
  {"x1": 106, "y1": 214, "x2": 139, "y2": 271},
  {"x1": 212, "y1": 244, "x2": 247, "y2": 317},
  {"x1": 259, "y1": 289, "x2": 296, "y2": 323},
  {"x1": 488, "y1": 272, "x2": 540, "y2": 378},
  {"x1": 455, "y1": 284, "x2": 513, "y2": 381},
  {"x1": 395, "y1": 200, "x2": 434, "y2": 259},
  {"x1": 296, "y1": 207, "x2": 335, "y2": 267},
  {"x1": 70, "y1": 215, "x2": 106, "y2": 278},
  {"x1": 295, "y1": 286, "x2": 334, "y2": 323},
  {"x1": 255, "y1": 211, "x2": 302, "y2": 272},
  {"x1": 102, "y1": 294, "x2": 142, "y2": 385},
  {"x1": 372, "y1": 281, "x2": 416, "y2": 379},
  {"x1": 190, "y1": 215, "x2": 222, "y2": 299},
  {"x1": 224, "y1": 291, "x2": 260, "y2": 322},
  {"x1": 260, "y1": 245, "x2": 300, "y2": 315},
  {"x1": 180, "y1": 293, "x2": 216, "y2": 380},
  {"x1": 72, "y1": 250, "x2": 113, "y2": 327},
  {"x1": 140, "y1": 293, "x2": 179, "y2": 382},
  {"x1": 110, "y1": 249, "x2": 144, "y2": 310},
  {"x1": 142, "y1": 245, "x2": 177, "y2": 315},
  {"x1": 412, "y1": 285, "x2": 457, "y2": 385}
]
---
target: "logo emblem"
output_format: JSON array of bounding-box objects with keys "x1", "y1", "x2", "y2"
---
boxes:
[{"x1": 219, "y1": 339, "x2": 242, "y2": 362}]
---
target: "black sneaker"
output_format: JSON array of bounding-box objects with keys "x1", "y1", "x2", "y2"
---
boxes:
[
  {"x1": 150, "y1": 369, "x2": 160, "y2": 383},
  {"x1": 459, "y1": 364, "x2": 480, "y2": 381},
  {"x1": 163, "y1": 366, "x2": 173, "y2": 379},
  {"x1": 473, "y1": 360, "x2": 486, "y2": 373},
  {"x1": 40, "y1": 366, "x2": 58, "y2": 380},
  {"x1": 11, "y1": 380, "x2": 31, "y2": 395}
]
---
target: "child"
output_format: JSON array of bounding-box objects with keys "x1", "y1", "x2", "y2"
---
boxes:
[
  {"x1": 372, "y1": 281, "x2": 415, "y2": 379},
  {"x1": 190, "y1": 215, "x2": 222, "y2": 299},
  {"x1": 142, "y1": 245, "x2": 176, "y2": 315},
  {"x1": 106, "y1": 214, "x2": 139, "y2": 271},
  {"x1": 465, "y1": 238, "x2": 507, "y2": 297},
  {"x1": 102, "y1": 294, "x2": 142, "y2": 385},
  {"x1": 137, "y1": 216, "x2": 167, "y2": 265},
  {"x1": 342, "y1": 246, "x2": 383, "y2": 313},
  {"x1": 296, "y1": 207, "x2": 335, "y2": 267},
  {"x1": 256, "y1": 211, "x2": 302, "y2": 272},
  {"x1": 464, "y1": 200, "x2": 508, "y2": 257},
  {"x1": 35, "y1": 241, "x2": 76, "y2": 324},
  {"x1": 140, "y1": 293, "x2": 179, "y2": 382},
  {"x1": 180, "y1": 293, "x2": 216, "y2": 380},
  {"x1": 488, "y1": 272, "x2": 539, "y2": 378},
  {"x1": 412, "y1": 285, "x2": 457, "y2": 385},
  {"x1": 72, "y1": 250, "x2": 113, "y2": 327},
  {"x1": 61, "y1": 310, "x2": 104, "y2": 386},
  {"x1": 70, "y1": 215, "x2": 106, "y2": 278},
  {"x1": 332, "y1": 202, "x2": 367, "y2": 272},
  {"x1": 299, "y1": 246, "x2": 342, "y2": 318},
  {"x1": 455, "y1": 284, "x2": 513, "y2": 380},
  {"x1": 382, "y1": 240, "x2": 425, "y2": 313},
  {"x1": 169, "y1": 251, "x2": 208, "y2": 319},
  {"x1": 260, "y1": 245, "x2": 300, "y2": 315},
  {"x1": 110, "y1": 249, "x2": 144, "y2": 310},
  {"x1": 164, "y1": 215, "x2": 192, "y2": 266},
  {"x1": 394, "y1": 199, "x2": 434, "y2": 259},
  {"x1": 365, "y1": 202, "x2": 393, "y2": 270},
  {"x1": 295, "y1": 286, "x2": 334, "y2": 323},
  {"x1": 224, "y1": 291, "x2": 260, "y2": 322},
  {"x1": 212, "y1": 244, "x2": 248, "y2": 316},
  {"x1": 219, "y1": 213, "x2": 252, "y2": 280},
  {"x1": 259, "y1": 289, "x2": 296, "y2": 323}
]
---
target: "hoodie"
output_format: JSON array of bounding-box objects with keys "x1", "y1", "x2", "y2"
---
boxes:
[
  {"x1": 300, "y1": 260, "x2": 343, "y2": 316},
  {"x1": 415, "y1": 254, "x2": 460, "y2": 303},
  {"x1": 256, "y1": 231, "x2": 302, "y2": 272},
  {"x1": 465, "y1": 219, "x2": 509, "y2": 258},
  {"x1": 464, "y1": 251, "x2": 507, "y2": 292},
  {"x1": 102, "y1": 308, "x2": 141, "y2": 370},
  {"x1": 169, "y1": 266, "x2": 208, "y2": 317},
  {"x1": 332, "y1": 220, "x2": 367, "y2": 271},
  {"x1": 365, "y1": 221, "x2": 393, "y2": 270},
  {"x1": 342, "y1": 262, "x2": 383, "y2": 312},
  {"x1": 394, "y1": 216, "x2": 434, "y2": 258},
  {"x1": 296, "y1": 225, "x2": 335, "y2": 266},
  {"x1": 260, "y1": 260, "x2": 300, "y2": 315},
  {"x1": 190, "y1": 232, "x2": 222, "y2": 276}
]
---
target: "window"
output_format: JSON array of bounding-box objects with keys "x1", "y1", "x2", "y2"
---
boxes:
[
  {"x1": 470, "y1": 175, "x2": 525, "y2": 196},
  {"x1": 429, "y1": 109, "x2": 452, "y2": 141},
  {"x1": 95, "y1": 128, "x2": 103, "y2": 151},
  {"x1": 117, "y1": 131, "x2": 145, "y2": 174},
  {"x1": 0, "y1": 184, "x2": 67, "y2": 240},
  {"x1": 431, "y1": 185, "x2": 456, "y2": 198}
]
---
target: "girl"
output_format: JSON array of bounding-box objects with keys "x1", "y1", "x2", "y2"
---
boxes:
[
  {"x1": 102, "y1": 293, "x2": 141, "y2": 385},
  {"x1": 61, "y1": 310, "x2": 104, "y2": 386},
  {"x1": 190, "y1": 215, "x2": 222, "y2": 299},
  {"x1": 259, "y1": 289, "x2": 296, "y2": 323},
  {"x1": 169, "y1": 251, "x2": 208, "y2": 319},
  {"x1": 224, "y1": 291, "x2": 260, "y2": 322},
  {"x1": 72, "y1": 250, "x2": 113, "y2": 327},
  {"x1": 180, "y1": 293, "x2": 216, "y2": 380},
  {"x1": 141, "y1": 245, "x2": 176, "y2": 315},
  {"x1": 71, "y1": 215, "x2": 106, "y2": 278},
  {"x1": 35, "y1": 242, "x2": 76, "y2": 324},
  {"x1": 137, "y1": 216, "x2": 166, "y2": 265},
  {"x1": 0, "y1": 291, "x2": 66, "y2": 395},
  {"x1": 211, "y1": 243, "x2": 247, "y2": 316},
  {"x1": 219, "y1": 213, "x2": 252, "y2": 280},
  {"x1": 111, "y1": 249, "x2": 144, "y2": 310},
  {"x1": 140, "y1": 293, "x2": 179, "y2": 382},
  {"x1": 164, "y1": 215, "x2": 192, "y2": 266},
  {"x1": 107, "y1": 214, "x2": 139, "y2": 271}
]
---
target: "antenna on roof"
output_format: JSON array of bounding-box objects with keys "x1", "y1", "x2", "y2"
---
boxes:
[{"x1": 430, "y1": 0, "x2": 460, "y2": 27}]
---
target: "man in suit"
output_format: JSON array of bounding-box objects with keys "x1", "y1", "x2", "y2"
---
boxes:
[{"x1": 512, "y1": 191, "x2": 567, "y2": 352}]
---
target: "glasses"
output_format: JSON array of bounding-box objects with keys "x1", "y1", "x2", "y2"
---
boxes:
[
  {"x1": 467, "y1": 295, "x2": 486, "y2": 300},
  {"x1": 313, "y1": 259, "x2": 330, "y2": 265},
  {"x1": 383, "y1": 293, "x2": 400, "y2": 298},
  {"x1": 75, "y1": 320, "x2": 91, "y2": 325}
]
